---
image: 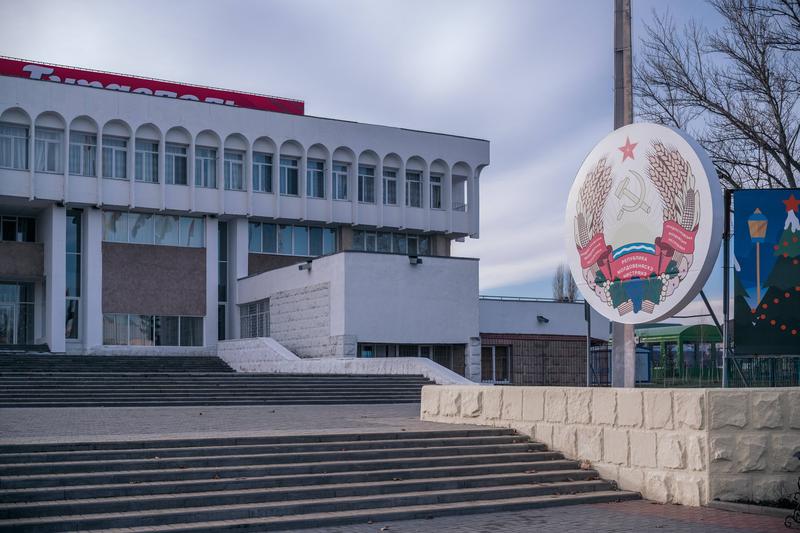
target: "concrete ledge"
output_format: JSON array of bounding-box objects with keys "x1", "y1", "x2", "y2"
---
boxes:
[
  {"x1": 421, "y1": 385, "x2": 800, "y2": 506},
  {"x1": 218, "y1": 338, "x2": 474, "y2": 385}
]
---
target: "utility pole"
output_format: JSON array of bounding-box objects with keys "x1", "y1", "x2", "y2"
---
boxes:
[{"x1": 612, "y1": 0, "x2": 636, "y2": 387}]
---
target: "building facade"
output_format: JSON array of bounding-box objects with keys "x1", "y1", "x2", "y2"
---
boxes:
[
  {"x1": 478, "y1": 297, "x2": 610, "y2": 385},
  {"x1": 0, "y1": 59, "x2": 489, "y2": 376}
]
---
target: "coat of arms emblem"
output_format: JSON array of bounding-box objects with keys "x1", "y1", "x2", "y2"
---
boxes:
[{"x1": 566, "y1": 124, "x2": 722, "y2": 324}]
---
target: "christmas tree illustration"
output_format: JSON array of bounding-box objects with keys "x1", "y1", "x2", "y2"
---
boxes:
[{"x1": 748, "y1": 194, "x2": 800, "y2": 353}]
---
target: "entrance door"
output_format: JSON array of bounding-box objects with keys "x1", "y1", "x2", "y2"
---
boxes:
[
  {"x1": 0, "y1": 303, "x2": 14, "y2": 345},
  {"x1": 481, "y1": 345, "x2": 511, "y2": 384}
]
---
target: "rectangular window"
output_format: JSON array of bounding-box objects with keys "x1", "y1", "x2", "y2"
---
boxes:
[
  {"x1": 102, "y1": 211, "x2": 202, "y2": 247},
  {"x1": 248, "y1": 222, "x2": 262, "y2": 252},
  {"x1": 323, "y1": 228, "x2": 336, "y2": 255},
  {"x1": 135, "y1": 139, "x2": 158, "y2": 183},
  {"x1": 34, "y1": 128, "x2": 63, "y2": 173},
  {"x1": 393, "y1": 233, "x2": 407, "y2": 254},
  {"x1": 103, "y1": 314, "x2": 128, "y2": 345},
  {"x1": 129, "y1": 314, "x2": 154, "y2": 346},
  {"x1": 333, "y1": 163, "x2": 348, "y2": 200},
  {"x1": 165, "y1": 143, "x2": 187, "y2": 185},
  {"x1": 280, "y1": 157, "x2": 299, "y2": 196},
  {"x1": 278, "y1": 224, "x2": 293, "y2": 254},
  {"x1": 224, "y1": 150, "x2": 244, "y2": 190},
  {"x1": 155, "y1": 315, "x2": 180, "y2": 346},
  {"x1": 382, "y1": 168, "x2": 397, "y2": 205},
  {"x1": 252, "y1": 152, "x2": 272, "y2": 192},
  {"x1": 353, "y1": 229, "x2": 364, "y2": 251},
  {"x1": 262, "y1": 223, "x2": 277, "y2": 253},
  {"x1": 65, "y1": 209, "x2": 82, "y2": 340},
  {"x1": 0, "y1": 123, "x2": 28, "y2": 170},
  {"x1": 306, "y1": 159, "x2": 324, "y2": 198},
  {"x1": 358, "y1": 165, "x2": 375, "y2": 203},
  {"x1": 240, "y1": 299, "x2": 269, "y2": 339},
  {"x1": 0, "y1": 215, "x2": 36, "y2": 242},
  {"x1": 407, "y1": 234, "x2": 419, "y2": 256},
  {"x1": 195, "y1": 146, "x2": 216, "y2": 188},
  {"x1": 129, "y1": 213, "x2": 154, "y2": 244},
  {"x1": 154, "y1": 215, "x2": 180, "y2": 246},
  {"x1": 430, "y1": 173, "x2": 442, "y2": 209},
  {"x1": 377, "y1": 232, "x2": 392, "y2": 253},
  {"x1": 180, "y1": 316, "x2": 203, "y2": 346},
  {"x1": 293, "y1": 226, "x2": 309, "y2": 256},
  {"x1": 69, "y1": 132, "x2": 96, "y2": 176},
  {"x1": 309, "y1": 227, "x2": 323, "y2": 256},
  {"x1": 101, "y1": 136, "x2": 127, "y2": 180},
  {"x1": 406, "y1": 171, "x2": 422, "y2": 207}
]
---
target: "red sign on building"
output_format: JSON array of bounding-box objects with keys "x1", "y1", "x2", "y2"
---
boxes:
[{"x1": 0, "y1": 57, "x2": 304, "y2": 116}]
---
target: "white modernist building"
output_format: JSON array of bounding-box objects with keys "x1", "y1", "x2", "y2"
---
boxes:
[{"x1": 0, "y1": 59, "x2": 489, "y2": 379}]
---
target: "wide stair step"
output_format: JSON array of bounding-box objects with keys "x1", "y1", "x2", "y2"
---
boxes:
[
  {"x1": 0, "y1": 355, "x2": 434, "y2": 406},
  {"x1": 0, "y1": 428, "x2": 639, "y2": 532}
]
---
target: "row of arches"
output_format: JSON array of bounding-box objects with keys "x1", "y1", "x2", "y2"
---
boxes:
[{"x1": 1, "y1": 107, "x2": 476, "y2": 178}]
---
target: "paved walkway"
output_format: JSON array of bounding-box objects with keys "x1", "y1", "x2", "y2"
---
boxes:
[
  {"x1": 0, "y1": 403, "x2": 482, "y2": 444},
  {"x1": 300, "y1": 500, "x2": 788, "y2": 533}
]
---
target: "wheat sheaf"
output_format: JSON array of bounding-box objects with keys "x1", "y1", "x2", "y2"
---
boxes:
[
  {"x1": 646, "y1": 141, "x2": 699, "y2": 230},
  {"x1": 574, "y1": 156, "x2": 613, "y2": 248}
]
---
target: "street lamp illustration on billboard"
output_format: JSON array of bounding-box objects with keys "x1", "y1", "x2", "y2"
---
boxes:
[{"x1": 747, "y1": 208, "x2": 768, "y2": 308}]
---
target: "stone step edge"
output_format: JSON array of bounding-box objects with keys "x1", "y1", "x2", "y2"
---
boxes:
[
  {"x1": 0, "y1": 470, "x2": 604, "y2": 513},
  {"x1": 0, "y1": 429, "x2": 516, "y2": 453},
  {"x1": 0, "y1": 461, "x2": 582, "y2": 501},
  {"x1": 0, "y1": 480, "x2": 614, "y2": 527},
  {"x1": 3, "y1": 490, "x2": 642, "y2": 533}
]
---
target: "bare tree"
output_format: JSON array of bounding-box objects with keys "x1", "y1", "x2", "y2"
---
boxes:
[
  {"x1": 552, "y1": 263, "x2": 578, "y2": 302},
  {"x1": 635, "y1": 0, "x2": 800, "y2": 190}
]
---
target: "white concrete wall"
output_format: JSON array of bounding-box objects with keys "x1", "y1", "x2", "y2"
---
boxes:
[
  {"x1": 479, "y1": 298, "x2": 610, "y2": 339},
  {"x1": 237, "y1": 252, "x2": 480, "y2": 368},
  {"x1": 269, "y1": 283, "x2": 333, "y2": 358},
  {"x1": 422, "y1": 385, "x2": 800, "y2": 507}
]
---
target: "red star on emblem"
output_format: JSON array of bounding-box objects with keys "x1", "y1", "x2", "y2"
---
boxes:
[
  {"x1": 618, "y1": 137, "x2": 638, "y2": 162},
  {"x1": 784, "y1": 194, "x2": 800, "y2": 212}
]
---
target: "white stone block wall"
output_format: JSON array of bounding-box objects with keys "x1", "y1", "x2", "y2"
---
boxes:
[
  {"x1": 268, "y1": 282, "x2": 338, "y2": 358},
  {"x1": 421, "y1": 385, "x2": 800, "y2": 507}
]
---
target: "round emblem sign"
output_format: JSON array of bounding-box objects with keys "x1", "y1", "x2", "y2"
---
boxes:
[{"x1": 565, "y1": 123, "x2": 722, "y2": 324}]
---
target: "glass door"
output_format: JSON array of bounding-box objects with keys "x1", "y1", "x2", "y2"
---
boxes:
[
  {"x1": 0, "y1": 303, "x2": 14, "y2": 345},
  {"x1": 481, "y1": 345, "x2": 511, "y2": 384}
]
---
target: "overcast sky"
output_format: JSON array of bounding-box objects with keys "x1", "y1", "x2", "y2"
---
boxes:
[{"x1": 0, "y1": 0, "x2": 724, "y2": 318}]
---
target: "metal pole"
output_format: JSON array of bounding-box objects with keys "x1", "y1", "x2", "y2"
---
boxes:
[
  {"x1": 586, "y1": 301, "x2": 592, "y2": 386},
  {"x1": 611, "y1": 0, "x2": 636, "y2": 388},
  {"x1": 722, "y1": 189, "x2": 732, "y2": 387}
]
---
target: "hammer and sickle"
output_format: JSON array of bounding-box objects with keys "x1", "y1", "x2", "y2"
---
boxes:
[{"x1": 615, "y1": 170, "x2": 651, "y2": 220}]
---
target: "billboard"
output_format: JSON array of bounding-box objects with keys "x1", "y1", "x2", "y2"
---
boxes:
[
  {"x1": 565, "y1": 123, "x2": 722, "y2": 323},
  {"x1": 0, "y1": 56, "x2": 304, "y2": 116},
  {"x1": 733, "y1": 188, "x2": 800, "y2": 354}
]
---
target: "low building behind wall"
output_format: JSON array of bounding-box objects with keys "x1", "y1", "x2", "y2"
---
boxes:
[{"x1": 478, "y1": 297, "x2": 610, "y2": 385}]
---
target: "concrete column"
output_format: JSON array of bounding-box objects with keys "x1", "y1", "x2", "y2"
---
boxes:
[
  {"x1": 42, "y1": 204, "x2": 66, "y2": 353},
  {"x1": 204, "y1": 216, "x2": 219, "y2": 348},
  {"x1": 83, "y1": 208, "x2": 103, "y2": 351},
  {"x1": 350, "y1": 160, "x2": 358, "y2": 225},
  {"x1": 128, "y1": 131, "x2": 135, "y2": 208},
  {"x1": 399, "y1": 160, "x2": 407, "y2": 230},
  {"x1": 273, "y1": 149, "x2": 281, "y2": 218},
  {"x1": 422, "y1": 164, "x2": 430, "y2": 232},
  {"x1": 188, "y1": 138, "x2": 196, "y2": 212},
  {"x1": 245, "y1": 144, "x2": 253, "y2": 216},
  {"x1": 228, "y1": 218, "x2": 249, "y2": 339},
  {"x1": 299, "y1": 151, "x2": 307, "y2": 220},
  {"x1": 216, "y1": 145, "x2": 224, "y2": 215},
  {"x1": 28, "y1": 121, "x2": 35, "y2": 199},
  {"x1": 63, "y1": 124, "x2": 70, "y2": 204},
  {"x1": 376, "y1": 159, "x2": 384, "y2": 228},
  {"x1": 445, "y1": 166, "x2": 453, "y2": 234},
  {"x1": 96, "y1": 133, "x2": 103, "y2": 207},
  {"x1": 612, "y1": 322, "x2": 636, "y2": 387},
  {"x1": 325, "y1": 152, "x2": 333, "y2": 223},
  {"x1": 158, "y1": 136, "x2": 166, "y2": 210},
  {"x1": 466, "y1": 337, "x2": 481, "y2": 382}
]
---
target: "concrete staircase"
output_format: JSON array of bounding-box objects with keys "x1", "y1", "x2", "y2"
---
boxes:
[
  {"x1": 0, "y1": 355, "x2": 432, "y2": 407},
  {"x1": 0, "y1": 428, "x2": 639, "y2": 532}
]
